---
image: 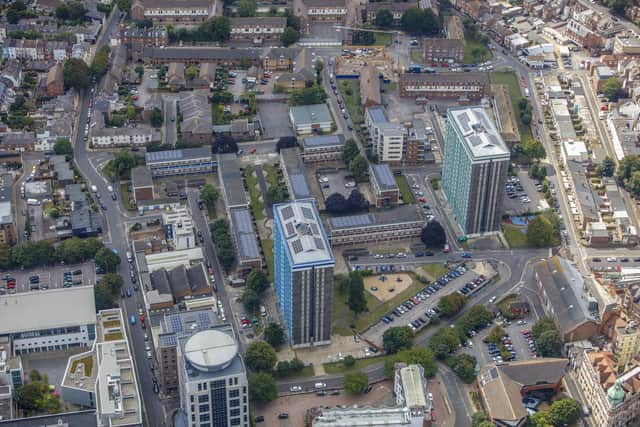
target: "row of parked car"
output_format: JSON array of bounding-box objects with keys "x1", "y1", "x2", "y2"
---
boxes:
[
  {"x1": 457, "y1": 274, "x2": 487, "y2": 296},
  {"x1": 522, "y1": 329, "x2": 539, "y2": 358},
  {"x1": 379, "y1": 266, "x2": 468, "y2": 330},
  {"x1": 486, "y1": 334, "x2": 517, "y2": 364}
]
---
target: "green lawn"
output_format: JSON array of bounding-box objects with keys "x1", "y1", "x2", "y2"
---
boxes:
[
  {"x1": 263, "y1": 164, "x2": 280, "y2": 189},
  {"x1": 491, "y1": 70, "x2": 535, "y2": 146},
  {"x1": 274, "y1": 365, "x2": 315, "y2": 380},
  {"x1": 395, "y1": 175, "x2": 416, "y2": 204},
  {"x1": 463, "y1": 38, "x2": 492, "y2": 64},
  {"x1": 324, "y1": 355, "x2": 388, "y2": 374},
  {"x1": 211, "y1": 104, "x2": 225, "y2": 125},
  {"x1": 497, "y1": 294, "x2": 519, "y2": 319},
  {"x1": 374, "y1": 32, "x2": 392, "y2": 46},
  {"x1": 410, "y1": 49, "x2": 423, "y2": 64},
  {"x1": 120, "y1": 183, "x2": 136, "y2": 211},
  {"x1": 501, "y1": 223, "x2": 528, "y2": 248},
  {"x1": 421, "y1": 263, "x2": 449, "y2": 280},
  {"x1": 243, "y1": 165, "x2": 265, "y2": 221},
  {"x1": 338, "y1": 80, "x2": 365, "y2": 126},
  {"x1": 333, "y1": 274, "x2": 428, "y2": 334},
  {"x1": 261, "y1": 239, "x2": 274, "y2": 282}
]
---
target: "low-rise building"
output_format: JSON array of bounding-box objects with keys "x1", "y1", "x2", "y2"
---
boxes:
[
  {"x1": 294, "y1": 0, "x2": 347, "y2": 29},
  {"x1": 565, "y1": 19, "x2": 604, "y2": 50},
  {"x1": 614, "y1": 35, "x2": 640, "y2": 55},
  {"x1": 131, "y1": 0, "x2": 217, "y2": 24},
  {"x1": 121, "y1": 27, "x2": 168, "y2": 62},
  {"x1": 167, "y1": 62, "x2": 186, "y2": 90},
  {"x1": 274, "y1": 48, "x2": 315, "y2": 90},
  {"x1": 593, "y1": 66, "x2": 616, "y2": 93},
  {"x1": 289, "y1": 104, "x2": 333, "y2": 135},
  {"x1": 229, "y1": 207, "x2": 262, "y2": 269},
  {"x1": 300, "y1": 134, "x2": 345, "y2": 163},
  {"x1": 562, "y1": 139, "x2": 589, "y2": 163},
  {"x1": 364, "y1": 105, "x2": 404, "y2": 163},
  {"x1": 143, "y1": 47, "x2": 261, "y2": 66},
  {"x1": 229, "y1": 17, "x2": 286, "y2": 42},
  {"x1": 46, "y1": 62, "x2": 64, "y2": 97},
  {"x1": 178, "y1": 90, "x2": 213, "y2": 145},
  {"x1": 218, "y1": 153, "x2": 249, "y2": 213},
  {"x1": 61, "y1": 309, "x2": 142, "y2": 427},
  {"x1": 328, "y1": 205, "x2": 424, "y2": 245},
  {"x1": 423, "y1": 38, "x2": 464, "y2": 64},
  {"x1": 533, "y1": 256, "x2": 601, "y2": 342},
  {"x1": 91, "y1": 126, "x2": 161, "y2": 148},
  {"x1": 364, "y1": 2, "x2": 415, "y2": 24},
  {"x1": 163, "y1": 206, "x2": 196, "y2": 250},
  {"x1": 149, "y1": 263, "x2": 211, "y2": 302},
  {"x1": 280, "y1": 147, "x2": 312, "y2": 200},
  {"x1": 369, "y1": 163, "x2": 399, "y2": 208},
  {"x1": 399, "y1": 72, "x2": 486, "y2": 100},
  {"x1": 131, "y1": 166, "x2": 154, "y2": 204},
  {"x1": 145, "y1": 147, "x2": 215, "y2": 178}
]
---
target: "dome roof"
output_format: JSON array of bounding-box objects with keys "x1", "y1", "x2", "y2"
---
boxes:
[
  {"x1": 184, "y1": 329, "x2": 238, "y2": 373},
  {"x1": 607, "y1": 379, "x2": 626, "y2": 406}
]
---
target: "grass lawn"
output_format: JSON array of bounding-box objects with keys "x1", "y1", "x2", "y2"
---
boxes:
[
  {"x1": 324, "y1": 355, "x2": 388, "y2": 374},
  {"x1": 211, "y1": 104, "x2": 225, "y2": 125},
  {"x1": 491, "y1": 70, "x2": 535, "y2": 146},
  {"x1": 410, "y1": 49, "x2": 423, "y2": 64},
  {"x1": 421, "y1": 263, "x2": 448, "y2": 280},
  {"x1": 333, "y1": 274, "x2": 428, "y2": 334},
  {"x1": 501, "y1": 223, "x2": 528, "y2": 248},
  {"x1": 243, "y1": 165, "x2": 265, "y2": 221},
  {"x1": 395, "y1": 175, "x2": 416, "y2": 204},
  {"x1": 338, "y1": 80, "x2": 365, "y2": 126},
  {"x1": 263, "y1": 164, "x2": 280, "y2": 189},
  {"x1": 374, "y1": 32, "x2": 392, "y2": 46},
  {"x1": 274, "y1": 365, "x2": 315, "y2": 380},
  {"x1": 497, "y1": 293, "x2": 518, "y2": 318},
  {"x1": 70, "y1": 355, "x2": 93, "y2": 377},
  {"x1": 120, "y1": 183, "x2": 136, "y2": 211},
  {"x1": 463, "y1": 38, "x2": 492, "y2": 64},
  {"x1": 261, "y1": 239, "x2": 274, "y2": 282}
]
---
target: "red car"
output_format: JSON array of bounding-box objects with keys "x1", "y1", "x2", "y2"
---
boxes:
[
  {"x1": 418, "y1": 197, "x2": 426, "y2": 203},
  {"x1": 250, "y1": 147, "x2": 257, "y2": 154}
]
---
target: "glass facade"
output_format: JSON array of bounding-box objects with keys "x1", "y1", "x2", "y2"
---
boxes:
[{"x1": 442, "y1": 117, "x2": 472, "y2": 232}]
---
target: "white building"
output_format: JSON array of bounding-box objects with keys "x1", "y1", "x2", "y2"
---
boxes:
[
  {"x1": 289, "y1": 104, "x2": 333, "y2": 135},
  {"x1": 61, "y1": 309, "x2": 143, "y2": 427},
  {"x1": 562, "y1": 139, "x2": 589, "y2": 163},
  {"x1": 0, "y1": 286, "x2": 96, "y2": 355},
  {"x1": 162, "y1": 206, "x2": 196, "y2": 250},
  {"x1": 364, "y1": 105, "x2": 405, "y2": 162},
  {"x1": 91, "y1": 127, "x2": 161, "y2": 148}
]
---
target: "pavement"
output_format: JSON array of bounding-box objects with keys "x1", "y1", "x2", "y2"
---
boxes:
[{"x1": 163, "y1": 98, "x2": 177, "y2": 146}]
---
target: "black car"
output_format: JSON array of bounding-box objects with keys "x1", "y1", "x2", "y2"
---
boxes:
[
  {"x1": 278, "y1": 413, "x2": 289, "y2": 419},
  {"x1": 73, "y1": 269, "x2": 82, "y2": 275},
  {"x1": 254, "y1": 416, "x2": 265, "y2": 423},
  {"x1": 29, "y1": 276, "x2": 39, "y2": 283}
]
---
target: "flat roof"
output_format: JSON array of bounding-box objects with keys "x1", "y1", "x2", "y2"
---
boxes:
[
  {"x1": 302, "y1": 134, "x2": 345, "y2": 148},
  {"x1": 230, "y1": 207, "x2": 261, "y2": 261},
  {"x1": 399, "y1": 72, "x2": 486, "y2": 84},
  {"x1": 146, "y1": 147, "x2": 212, "y2": 164},
  {"x1": 281, "y1": 148, "x2": 311, "y2": 199},
  {"x1": 131, "y1": 166, "x2": 152, "y2": 189},
  {"x1": 366, "y1": 105, "x2": 388, "y2": 124},
  {"x1": 218, "y1": 153, "x2": 248, "y2": 208},
  {"x1": 370, "y1": 164, "x2": 398, "y2": 191},
  {"x1": 290, "y1": 104, "x2": 332, "y2": 125},
  {"x1": 448, "y1": 106, "x2": 510, "y2": 160},
  {"x1": 0, "y1": 286, "x2": 96, "y2": 335},
  {"x1": 143, "y1": 47, "x2": 261, "y2": 61},
  {"x1": 184, "y1": 329, "x2": 238, "y2": 372},
  {"x1": 329, "y1": 205, "x2": 424, "y2": 230},
  {"x1": 274, "y1": 200, "x2": 334, "y2": 268},
  {"x1": 399, "y1": 365, "x2": 428, "y2": 408}
]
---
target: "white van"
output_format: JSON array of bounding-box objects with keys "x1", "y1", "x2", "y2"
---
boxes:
[{"x1": 314, "y1": 383, "x2": 326, "y2": 389}]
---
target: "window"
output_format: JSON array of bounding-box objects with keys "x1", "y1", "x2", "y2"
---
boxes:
[
  {"x1": 230, "y1": 399, "x2": 239, "y2": 407},
  {"x1": 198, "y1": 394, "x2": 209, "y2": 403},
  {"x1": 230, "y1": 419, "x2": 240, "y2": 426},
  {"x1": 200, "y1": 413, "x2": 210, "y2": 422},
  {"x1": 199, "y1": 404, "x2": 209, "y2": 413},
  {"x1": 230, "y1": 408, "x2": 240, "y2": 417},
  {"x1": 229, "y1": 389, "x2": 239, "y2": 398}
]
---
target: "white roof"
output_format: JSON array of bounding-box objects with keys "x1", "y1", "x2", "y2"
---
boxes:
[
  {"x1": 563, "y1": 140, "x2": 588, "y2": 157},
  {"x1": 399, "y1": 365, "x2": 428, "y2": 408},
  {"x1": 448, "y1": 107, "x2": 510, "y2": 161},
  {"x1": 0, "y1": 286, "x2": 96, "y2": 334},
  {"x1": 145, "y1": 247, "x2": 204, "y2": 272}
]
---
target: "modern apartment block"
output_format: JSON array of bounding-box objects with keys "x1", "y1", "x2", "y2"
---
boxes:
[
  {"x1": 442, "y1": 106, "x2": 510, "y2": 235},
  {"x1": 300, "y1": 134, "x2": 345, "y2": 163},
  {"x1": 369, "y1": 163, "x2": 399, "y2": 208},
  {"x1": 273, "y1": 200, "x2": 334, "y2": 348},
  {"x1": 365, "y1": 106, "x2": 405, "y2": 163},
  {"x1": 145, "y1": 147, "x2": 215, "y2": 178},
  {"x1": 177, "y1": 324, "x2": 249, "y2": 427}
]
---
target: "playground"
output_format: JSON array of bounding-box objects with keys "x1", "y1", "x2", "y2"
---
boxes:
[{"x1": 364, "y1": 273, "x2": 413, "y2": 302}]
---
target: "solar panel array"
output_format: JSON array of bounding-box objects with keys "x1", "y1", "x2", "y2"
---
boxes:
[
  {"x1": 238, "y1": 234, "x2": 260, "y2": 260},
  {"x1": 301, "y1": 206, "x2": 314, "y2": 220},
  {"x1": 198, "y1": 310, "x2": 211, "y2": 327},
  {"x1": 285, "y1": 222, "x2": 295, "y2": 237},
  {"x1": 291, "y1": 239, "x2": 303, "y2": 254},
  {"x1": 372, "y1": 164, "x2": 397, "y2": 189},
  {"x1": 230, "y1": 207, "x2": 261, "y2": 260},
  {"x1": 168, "y1": 314, "x2": 184, "y2": 333},
  {"x1": 281, "y1": 206, "x2": 294, "y2": 220},
  {"x1": 232, "y1": 208, "x2": 253, "y2": 233},
  {"x1": 290, "y1": 174, "x2": 311, "y2": 199},
  {"x1": 310, "y1": 223, "x2": 319, "y2": 234},
  {"x1": 314, "y1": 237, "x2": 324, "y2": 250},
  {"x1": 159, "y1": 334, "x2": 178, "y2": 347},
  {"x1": 330, "y1": 214, "x2": 374, "y2": 229}
]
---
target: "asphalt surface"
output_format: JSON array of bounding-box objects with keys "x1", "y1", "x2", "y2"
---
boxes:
[{"x1": 164, "y1": 98, "x2": 177, "y2": 146}]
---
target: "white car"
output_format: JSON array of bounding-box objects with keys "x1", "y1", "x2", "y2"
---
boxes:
[
  {"x1": 290, "y1": 385, "x2": 302, "y2": 392},
  {"x1": 146, "y1": 351, "x2": 152, "y2": 359},
  {"x1": 606, "y1": 257, "x2": 617, "y2": 262}
]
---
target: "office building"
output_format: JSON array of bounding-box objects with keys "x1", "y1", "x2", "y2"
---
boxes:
[
  {"x1": 273, "y1": 200, "x2": 334, "y2": 348},
  {"x1": 177, "y1": 324, "x2": 249, "y2": 427},
  {"x1": 441, "y1": 107, "x2": 510, "y2": 234},
  {"x1": 0, "y1": 286, "x2": 96, "y2": 355},
  {"x1": 61, "y1": 309, "x2": 142, "y2": 427},
  {"x1": 145, "y1": 147, "x2": 215, "y2": 178}
]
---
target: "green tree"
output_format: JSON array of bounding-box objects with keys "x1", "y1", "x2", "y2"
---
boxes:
[
  {"x1": 244, "y1": 341, "x2": 277, "y2": 372},
  {"x1": 532, "y1": 317, "x2": 558, "y2": 340},
  {"x1": 549, "y1": 398, "x2": 582, "y2": 426},
  {"x1": 616, "y1": 155, "x2": 640, "y2": 183},
  {"x1": 487, "y1": 325, "x2": 506, "y2": 344},
  {"x1": 343, "y1": 355, "x2": 356, "y2": 367},
  {"x1": 384, "y1": 346, "x2": 438, "y2": 378},
  {"x1": 603, "y1": 77, "x2": 623, "y2": 101},
  {"x1": 471, "y1": 412, "x2": 490, "y2": 427},
  {"x1": 349, "y1": 154, "x2": 369, "y2": 182},
  {"x1": 199, "y1": 184, "x2": 220, "y2": 214},
  {"x1": 63, "y1": 58, "x2": 90, "y2": 91},
  {"x1": 438, "y1": 292, "x2": 467, "y2": 317},
  {"x1": 248, "y1": 372, "x2": 277, "y2": 403},
  {"x1": 347, "y1": 272, "x2": 367, "y2": 315},
  {"x1": 112, "y1": 149, "x2": 144, "y2": 180},
  {"x1": 522, "y1": 138, "x2": 546, "y2": 160},
  {"x1": 242, "y1": 288, "x2": 260, "y2": 312},
  {"x1": 537, "y1": 330, "x2": 563, "y2": 357},
  {"x1": 281, "y1": 27, "x2": 300, "y2": 47},
  {"x1": 210, "y1": 219, "x2": 235, "y2": 269},
  {"x1": 626, "y1": 170, "x2": 640, "y2": 196},
  {"x1": 126, "y1": 104, "x2": 136, "y2": 121},
  {"x1": 53, "y1": 139, "x2": 73, "y2": 157},
  {"x1": 116, "y1": 0, "x2": 131, "y2": 13},
  {"x1": 374, "y1": 9, "x2": 394, "y2": 28},
  {"x1": 56, "y1": 1, "x2": 87, "y2": 21},
  {"x1": 237, "y1": 0, "x2": 257, "y2": 17},
  {"x1": 135, "y1": 65, "x2": 144, "y2": 79},
  {"x1": 596, "y1": 156, "x2": 616, "y2": 177},
  {"x1": 400, "y1": 8, "x2": 425, "y2": 34},
  {"x1": 529, "y1": 411, "x2": 553, "y2": 427},
  {"x1": 150, "y1": 108, "x2": 163, "y2": 128},
  {"x1": 267, "y1": 186, "x2": 286, "y2": 204},
  {"x1": 290, "y1": 85, "x2": 327, "y2": 105},
  {"x1": 90, "y1": 45, "x2": 111, "y2": 77},
  {"x1": 95, "y1": 247, "x2": 121, "y2": 272},
  {"x1": 446, "y1": 354, "x2": 477, "y2": 383},
  {"x1": 343, "y1": 138, "x2": 360, "y2": 163},
  {"x1": 95, "y1": 282, "x2": 117, "y2": 310},
  {"x1": 526, "y1": 215, "x2": 556, "y2": 247},
  {"x1": 382, "y1": 326, "x2": 414, "y2": 354},
  {"x1": 344, "y1": 371, "x2": 369, "y2": 394},
  {"x1": 420, "y1": 220, "x2": 446, "y2": 248},
  {"x1": 101, "y1": 273, "x2": 124, "y2": 295},
  {"x1": 605, "y1": 0, "x2": 627, "y2": 15},
  {"x1": 264, "y1": 323, "x2": 286, "y2": 347},
  {"x1": 246, "y1": 270, "x2": 269, "y2": 295},
  {"x1": 428, "y1": 328, "x2": 460, "y2": 359}
]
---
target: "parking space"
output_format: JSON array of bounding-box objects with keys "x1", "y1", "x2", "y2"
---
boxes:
[
  {"x1": 503, "y1": 170, "x2": 543, "y2": 214},
  {"x1": 226, "y1": 70, "x2": 247, "y2": 97},
  {"x1": 589, "y1": 256, "x2": 640, "y2": 273},
  {"x1": 0, "y1": 262, "x2": 96, "y2": 295},
  {"x1": 317, "y1": 169, "x2": 357, "y2": 199},
  {"x1": 257, "y1": 101, "x2": 295, "y2": 138}
]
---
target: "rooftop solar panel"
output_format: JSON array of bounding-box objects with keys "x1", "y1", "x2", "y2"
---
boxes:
[
  {"x1": 290, "y1": 174, "x2": 311, "y2": 199},
  {"x1": 239, "y1": 234, "x2": 260, "y2": 259},
  {"x1": 231, "y1": 208, "x2": 253, "y2": 233},
  {"x1": 371, "y1": 164, "x2": 397, "y2": 189},
  {"x1": 285, "y1": 222, "x2": 295, "y2": 237},
  {"x1": 169, "y1": 314, "x2": 184, "y2": 333},
  {"x1": 159, "y1": 334, "x2": 178, "y2": 347},
  {"x1": 292, "y1": 239, "x2": 303, "y2": 254},
  {"x1": 314, "y1": 237, "x2": 324, "y2": 250},
  {"x1": 310, "y1": 223, "x2": 319, "y2": 235},
  {"x1": 330, "y1": 214, "x2": 374, "y2": 228},
  {"x1": 281, "y1": 206, "x2": 294, "y2": 220},
  {"x1": 301, "y1": 207, "x2": 314, "y2": 220}
]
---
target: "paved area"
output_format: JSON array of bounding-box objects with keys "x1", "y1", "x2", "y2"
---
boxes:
[
  {"x1": 258, "y1": 101, "x2": 295, "y2": 138},
  {"x1": 503, "y1": 169, "x2": 543, "y2": 214},
  {"x1": 317, "y1": 169, "x2": 358, "y2": 199},
  {"x1": 22, "y1": 348, "x2": 86, "y2": 393},
  {"x1": 0, "y1": 261, "x2": 96, "y2": 295},
  {"x1": 227, "y1": 69, "x2": 247, "y2": 97},
  {"x1": 429, "y1": 375, "x2": 455, "y2": 427}
]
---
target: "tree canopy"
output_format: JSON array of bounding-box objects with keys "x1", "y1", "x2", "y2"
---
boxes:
[
  {"x1": 596, "y1": 156, "x2": 616, "y2": 177},
  {"x1": 237, "y1": 0, "x2": 257, "y2": 17},
  {"x1": 383, "y1": 346, "x2": 437, "y2": 378},
  {"x1": 549, "y1": 398, "x2": 581, "y2": 426},
  {"x1": 374, "y1": 9, "x2": 394, "y2": 28},
  {"x1": 150, "y1": 108, "x2": 163, "y2": 128},
  {"x1": 603, "y1": 77, "x2": 623, "y2": 101},
  {"x1": 438, "y1": 292, "x2": 467, "y2": 317},
  {"x1": 527, "y1": 213, "x2": 560, "y2": 247},
  {"x1": 55, "y1": 1, "x2": 86, "y2": 22},
  {"x1": 264, "y1": 323, "x2": 286, "y2": 347},
  {"x1": 199, "y1": 184, "x2": 219, "y2": 213},
  {"x1": 90, "y1": 45, "x2": 111, "y2": 77},
  {"x1": 281, "y1": 27, "x2": 300, "y2": 47},
  {"x1": 421, "y1": 220, "x2": 446, "y2": 248},
  {"x1": 400, "y1": 8, "x2": 442, "y2": 35},
  {"x1": 325, "y1": 190, "x2": 369, "y2": 215},
  {"x1": 210, "y1": 219, "x2": 235, "y2": 269},
  {"x1": 382, "y1": 326, "x2": 414, "y2": 354},
  {"x1": 244, "y1": 341, "x2": 277, "y2": 372},
  {"x1": 95, "y1": 247, "x2": 121, "y2": 273},
  {"x1": 349, "y1": 154, "x2": 369, "y2": 182},
  {"x1": 428, "y1": 327, "x2": 461, "y2": 359},
  {"x1": 248, "y1": 372, "x2": 277, "y2": 403},
  {"x1": 445, "y1": 354, "x2": 477, "y2": 383},
  {"x1": 343, "y1": 138, "x2": 360, "y2": 163},
  {"x1": 63, "y1": 59, "x2": 90, "y2": 91},
  {"x1": 344, "y1": 371, "x2": 369, "y2": 394},
  {"x1": 537, "y1": 329, "x2": 563, "y2": 357},
  {"x1": 53, "y1": 139, "x2": 73, "y2": 157}
]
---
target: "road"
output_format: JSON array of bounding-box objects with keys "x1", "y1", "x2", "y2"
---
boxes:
[{"x1": 164, "y1": 98, "x2": 177, "y2": 146}]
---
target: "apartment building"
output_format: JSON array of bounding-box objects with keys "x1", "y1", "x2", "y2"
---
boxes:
[
  {"x1": 91, "y1": 127, "x2": 161, "y2": 148},
  {"x1": 327, "y1": 205, "x2": 424, "y2": 246},
  {"x1": 280, "y1": 147, "x2": 312, "y2": 200},
  {"x1": 131, "y1": 0, "x2": 217, "y2": 24},
  {"x1": 300, "y1": 134, "x2": 345, "y2": 163},
  {"x1": 369, "y1": 163, "x2": 399, "y2": 208},
  {"x1": 0, "y1": 174, "x2": 15, "y2": 246},
  {"x1": 442, "y1": 107, "x2": 509, "y2": 235},
  {"x1": 364, "y1": 105, "x2": 404, "y2": 163},
  {"x1": 229, "y1": 17, "x2": 286, "y2": 42},
  {"x1": 143, "y1": 47, "x2": 261, "y2": 66},
  {"x1": 365, "y1": 2, "x2": 415, "y2": 24},
  {"x1": 121, "y1": 27, "x2": 168, "y2": 61},
  {"x1": 289, "y1": 104, "x2": 333, "y2": 135},
  {"x1": 145, "y1": 147, "x2": 215, "y2": 178},
  {"x1": 609, "y1": 317, "x2": 640, "y2": 370},
  {"x1": 273, "y1": 200, "x2": 334, "y2": 348},
  {"x1": 423, "y1": 38, "x2": 464, "y2": 64},
  {"x1": 131, "y1": 166, "x2": 154, "y2": 204},
  {"x1": 293, "y1": 0, "x2": 346, "y2": 29},
  {"x1": 178, "y1": 90, "x2": 213, "y2": 145},
  {"x1": 565, "y1": 19, "x2": 604, "y2": 50},
  {"x1": 399, "y1": 72, "x2": 486, "y2": 100}
]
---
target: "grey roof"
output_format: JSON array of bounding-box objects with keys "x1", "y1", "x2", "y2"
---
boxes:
[
  {"x1": 302, "y1": 134, "x2": 345, "y2": 148},
  {"x1": 0, "y1": 175, "x2": 13, "y2": 226},
  {"x1": 370, "y1": 164, "x2": 398, "y2": 191},
  {"x1": 290, "y1": 104, "x2": 332, "y2": 126},
  {"x1": 448, "y1": 106, "x2": 510, "y2": 160},
  {"x1": 0, "y1": 410, "x2": 98, "y2": 427},
  {"x1": 366, "y1": 105, "x2": 388, "y2": 123},
  {"x1": 179, "y1": 324, "x2": 246, "y2": 380},
  {"x1": 146, "y1": 147, "x2": 212, "y2": 164},
  {"x1": 178, "y1": 90, "x2": 212, "y2": 135},
  {"x1": 131, "y1": 166, "x2": 153, "y2": 189},
  {"x1": 263, "y1": 47, "x2": 300, "y2": 60},
  {"x1": 151, "y1": 264, "x2": 210, "y2": 298},
  {"x1": 229, "y1": 17, "x2": 287, "y2": 27},
  {"x1": 329, "y1": 205, "x2": 424, "y2": 230},
  {"x1": 230, "y1": 207, "x2": 261, "y2": 261},
  {"x1": 399, "y1": 72, "x2": 486, "y2": 84},
  {"x1": 143, "y1": 47, "x2": 261, "y2": 62},
  {"x1": 567, "y1": 160, "x2": 599, "y2": 221},
  {"x1": 218, "y1": 153, "x2": 248, "y2": 208},
  {"x1": 141, "y1": 0, "x2": 213, "y2": 9},
  {"x1": 280, "y1": 147, "x2": 311, "y2": 199}
]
